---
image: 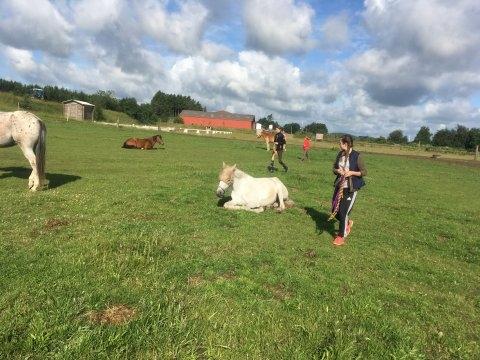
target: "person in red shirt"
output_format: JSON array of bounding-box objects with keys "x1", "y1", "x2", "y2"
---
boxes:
[{"x1": 301, "y1": 136, "x2": 311, "y2": 161}]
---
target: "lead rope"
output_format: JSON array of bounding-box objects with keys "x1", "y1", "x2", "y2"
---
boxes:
[{"x1": 328, "y1": 154, "x2": 348, "y2": 221}]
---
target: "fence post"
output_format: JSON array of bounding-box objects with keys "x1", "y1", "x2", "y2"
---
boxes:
[
  {"x1": 116, "y1": 117, "x2": 119, "y2": 128},
  {"x1": 475, "y1": 145, "x2": 479, "y2": 161}
]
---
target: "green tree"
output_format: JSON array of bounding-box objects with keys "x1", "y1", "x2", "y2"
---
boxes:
[
  {"x1": 151, "y1": 91, "x2": 203, "y2": 119},
  {"x1": 284, "y1": 123, "x2": 301, "y2": 134},
  {"x1": 432, "y1": 128, "x2": 455, "y2": 147},
  {"x1": 136, "y1": 104, "x2": 157, "y2": 124},
  {"x1": 388, "y1": 129, "x2": 408, "y2": 144},
  {"x1": 452, "y1": 125, "x2": 469, "y2": 149},
  {"x1": 413, "y1": 126, "x2": 432, "y2": 144},
  {"x1": 119, "y1": 97, "x2": 140, "y2": 118},
  {"x1": 257, "y1": 114, "x2": 278, "y2": 129},
  {"x1": 303, "y1": 122, "x2": 328, "y2": 134},
  {"x1": 466, "y1": 128, "x2": 480, "y2": 150}
]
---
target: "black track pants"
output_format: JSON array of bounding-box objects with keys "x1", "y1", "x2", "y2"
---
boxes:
[{"x1": 335, "y1": 188, "x2": 357, "y2": 237}]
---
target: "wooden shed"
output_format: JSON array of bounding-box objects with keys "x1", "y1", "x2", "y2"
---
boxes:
[{"x1": 63, "y1": 100, "x2": 95, "y2": 121}]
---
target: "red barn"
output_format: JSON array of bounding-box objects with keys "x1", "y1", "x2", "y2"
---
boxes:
[{"x1": 180, "y1": 110, "x2": 255, "y2": 130}]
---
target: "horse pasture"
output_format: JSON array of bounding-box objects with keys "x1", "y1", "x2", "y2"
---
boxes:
[{"x1": 0, "y1": 118, "x2": 479, "y2": 359}]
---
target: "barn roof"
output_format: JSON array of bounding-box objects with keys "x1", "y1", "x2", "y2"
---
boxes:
[
  {"x1": 62, "y1": 99, "x2": 95, "y2": 107},
  {"x1": 180, "y1": 110, "x2": 255, "y2": 121}
]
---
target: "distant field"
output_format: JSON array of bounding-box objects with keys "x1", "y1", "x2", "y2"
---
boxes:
[{"x1": 0, "y1": 117, "x2": 479, "y2": 359}]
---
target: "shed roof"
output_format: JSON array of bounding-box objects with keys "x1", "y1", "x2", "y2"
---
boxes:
[
  {"x1": 62, "y1": 99, "x2": 95, "y2": 107},
  {"x1": 180, "y1": 110, "x2": 254, "y2": 121}
]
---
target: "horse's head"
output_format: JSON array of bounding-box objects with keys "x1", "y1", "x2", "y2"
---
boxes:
[
  {"x1": 216, "y1": 162, "x2": 236, "y2": 197},
  {"x1": 153, "y1": 134, "x2": 164, "y2": 145}
]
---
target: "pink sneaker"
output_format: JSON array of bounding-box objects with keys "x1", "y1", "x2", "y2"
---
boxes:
[{"x1": 333, "y1": 236, "x2": 345, "y2": 246}]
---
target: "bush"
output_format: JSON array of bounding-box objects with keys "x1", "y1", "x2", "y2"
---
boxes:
[
  {"x1": 173, "y1": 116, "x2": 184, "y2": 124},
  {"x1": 19, "y1": 95, "x2": 33, "y2": 110},
  {"x1": 93, "y1": 106, "x2": 105, "y2": 121}
]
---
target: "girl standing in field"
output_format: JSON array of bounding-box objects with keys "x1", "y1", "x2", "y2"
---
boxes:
[
  {"x1": 301, "y1": 136, "x2": 311, "y2": 161},
  {"x1": 330, "y1": 134, "x2": 367, "y2": 246}
]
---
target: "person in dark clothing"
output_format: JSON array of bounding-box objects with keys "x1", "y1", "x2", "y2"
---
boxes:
[
  {"x1": 330, "y1": 134, "x2": 367, "y2": 246},
  {"x1": 268, "y1": 127, "x2": 288, "y2": 172}
]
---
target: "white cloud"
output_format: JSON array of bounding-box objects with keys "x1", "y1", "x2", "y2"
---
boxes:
[
  {"x1": 200, "y1": 42, "x2": 235, "y2": 62},
  {"x1": 4, "y1": 47, "x2": 37, "y2": 73},
  {"x1": 139, "y1": 0, "x2": 210, "y2": 54},
  {"x1": 169, "y1": 51, "x2": 323, "y2": 118},
  {"x1": 354, "y1": 0, "x2": 480, "y2": 106},
  {"x1": 0, "y1": 0, "x2": 72, "y2": 57},
  {"x1": 244, "y1": 0, "x2": 315, "y2": 54},
  {"x1": 320, "y1": 13, "x2": 350, "y2": 50},
  {"x1": 74, "y1": 0, "x2": 124, "y2": 32}
]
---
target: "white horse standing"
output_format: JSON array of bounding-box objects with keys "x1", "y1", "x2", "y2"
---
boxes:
[
  {"x1": 216, "y1": 162, "x2": 293, "y2": 213},
  {"x1": 0, "y1": 111, "x2": 47, "y2": 191}
]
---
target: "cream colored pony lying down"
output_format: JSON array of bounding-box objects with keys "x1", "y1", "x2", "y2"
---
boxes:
[{"x1": 216, "y1": 162, "x2": 293, "y2": 213}]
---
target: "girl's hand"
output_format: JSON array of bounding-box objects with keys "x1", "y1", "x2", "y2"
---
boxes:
[{"x1": 345, "y1": 170, "x2": 360, "y2": 177}]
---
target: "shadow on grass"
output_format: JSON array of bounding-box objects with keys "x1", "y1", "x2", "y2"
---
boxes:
[
  {"x1": 217, "y1": 196, "x2": 232, "y2": 207},
  {"x1": 304, "y1": 207, "x2": 336, "y2": 237},
  {"x1": 0, "y1": 167, "x2": 81, "y2": 189}
]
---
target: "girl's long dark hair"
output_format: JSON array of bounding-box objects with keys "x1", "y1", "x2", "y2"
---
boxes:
[{"x1": 340, "y1": 134, "x2": 353, "y2": 156}]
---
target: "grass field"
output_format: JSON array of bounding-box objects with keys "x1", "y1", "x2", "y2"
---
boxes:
[{"x1": 1, "y1": 113, "x2": 479, "y2": 359}]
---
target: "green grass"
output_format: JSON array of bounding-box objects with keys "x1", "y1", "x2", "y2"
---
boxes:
[{"x1": 0, "y1": 115, "x2": 479, "y2": 359}]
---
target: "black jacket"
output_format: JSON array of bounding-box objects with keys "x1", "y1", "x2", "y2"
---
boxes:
[{"x1": 274, "y1": 132, "x2": 286, "y2": 151}]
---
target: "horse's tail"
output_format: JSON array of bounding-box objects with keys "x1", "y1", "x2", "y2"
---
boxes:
[{"x1": 35, "y1": 120, "x2": 47, "y2": 184}]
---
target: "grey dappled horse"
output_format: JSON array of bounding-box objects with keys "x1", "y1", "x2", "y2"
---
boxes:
[{"x1": 0, "y1": 111, "x2": 47, "y2": 191}]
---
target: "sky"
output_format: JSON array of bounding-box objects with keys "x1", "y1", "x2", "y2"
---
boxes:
[{"x1": 0, "y1": 0, "x2": 479, "y2": 137}]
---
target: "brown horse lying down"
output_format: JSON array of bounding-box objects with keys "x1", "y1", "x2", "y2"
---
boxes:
[{"x1": 122, "y1": 134, "x2": 164, "y2": 149}]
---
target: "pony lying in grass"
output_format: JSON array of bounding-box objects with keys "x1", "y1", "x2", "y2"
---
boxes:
[
  {"x1": 122, "y1": 135, "x2": 164, "y2": 150},
  {"x1": 216, "y1": 162, "x2": 293, "y2": 213},
  {"x1": 256, "y1": 130, "x2": 275, "y2": 151},
  {"x1": 0, "y1": 111, "x2": 47, "y2": 191}
]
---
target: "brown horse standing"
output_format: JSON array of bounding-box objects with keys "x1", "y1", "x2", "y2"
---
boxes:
[
  {"x1": 122, "y1": 134, "x2": 164, "y2": 150},
  {"x1": 256, "y1": 130, "x2": 275, "y2": 151}
]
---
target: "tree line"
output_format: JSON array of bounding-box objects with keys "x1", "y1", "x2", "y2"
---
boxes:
[
  {"x1": 0, "y1": 78, "x2": 204, "y2": 123},
  {"x1": 386, "y1": 126, "x2": 480, "y2": 150},
  {"x1": 257, "y1": 114, "x2": 328, "y2": 135}
]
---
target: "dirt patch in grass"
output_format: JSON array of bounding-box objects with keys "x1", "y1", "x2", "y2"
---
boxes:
[
  {"x1": 30, "y1": 218, "x2": 70, "y2": 238},
  {"x1": 217, "y1": 271, "x2": 237, "y2": 281},
  {"x1": 86, "y1": 304, "x2": 136, "y2": 325},
  {"x1": 304, "y1": 249, "x2": 317, "y2": 258},
  {"x1": 436, "y1": 233, "x2": 454, "y2": 242},
  {"x1": 266, "y1": 284, "x2": 293, "y2": 301},
  {"x1": 188, "y1": 275, "x2": 204, "y2": 287},
  {"x1": 44, "y1": 218, "x2": 70, "y2": 230}
]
